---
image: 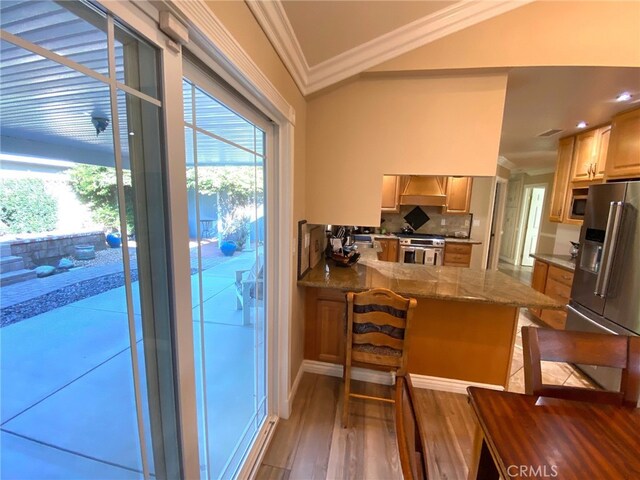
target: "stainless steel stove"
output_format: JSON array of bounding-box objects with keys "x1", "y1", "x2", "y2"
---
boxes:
[{"x1": 395, "y1": 233, "x2": 445, "y2": 265}]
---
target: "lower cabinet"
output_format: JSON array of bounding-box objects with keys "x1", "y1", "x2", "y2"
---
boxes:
[
  {"x1": 443, "y1": 242, "x2": 472, "y2": 267},
  {"x1": 305, "y1": 288, "x2": 346, "y2": 364},
  {"x1": 530, "y1": 260, "x2": 574, "y2": 330},
  {"x1": 377, "y1": 238, "x2": 399, "y2": 262}
]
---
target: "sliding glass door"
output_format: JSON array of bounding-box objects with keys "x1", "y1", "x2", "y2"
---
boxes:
[
  {"x1": 183, "y1": 61, "x2": 269, "y2": 479},
  {"x1": 0, "y1": 2, "x2": 179, "y2": 478},
  {"x1": 2, "y1": 2, "x2": 278, "y2": 479}
]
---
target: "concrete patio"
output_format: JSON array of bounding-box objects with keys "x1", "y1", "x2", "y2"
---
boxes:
[{"x1": 0, "y1": 248, "x2": 264, "y2": 479}]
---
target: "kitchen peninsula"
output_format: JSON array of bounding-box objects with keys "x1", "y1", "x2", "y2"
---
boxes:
[{"x1": 299, "y1": 249, "x2": 562, "y2": 388}]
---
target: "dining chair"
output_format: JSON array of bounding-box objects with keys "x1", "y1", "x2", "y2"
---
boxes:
[
  {"x1": 395, "y1": 374, "x2": 427, "y2": 480},
  {"x1": 342, "y1": 288, "x2": 417, "y2": 428},
  {"x1": 522, "y1": 326, "x2": 640, "y2": 407}
]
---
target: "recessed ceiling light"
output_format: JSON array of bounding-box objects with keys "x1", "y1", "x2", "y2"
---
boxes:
[
  {"x1": 576, "y1": 121, "x2": 588, "y2": 129},
  {"x1": 616, "y1": 91, "x2": 632, "y2": 102}
]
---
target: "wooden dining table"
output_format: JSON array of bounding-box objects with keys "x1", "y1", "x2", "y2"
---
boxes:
[{"x1": 466, "y1": 386, "x2": 640, "y2": 480}]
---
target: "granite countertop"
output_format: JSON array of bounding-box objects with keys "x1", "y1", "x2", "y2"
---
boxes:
[
  {"x1": 299, "y1": 249, "x2": 562, "y2": 309},
  {"x1": 530, "y1": 253, "x2": 576, "y2": 272},
  {"x1": 443, "y1": 238, "x2": 482, "y2": 245},
  {"x1": 371, "y1": 234, "x2": 480, "y2": 245}
]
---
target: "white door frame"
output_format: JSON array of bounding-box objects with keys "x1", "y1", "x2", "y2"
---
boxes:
[
  {"x1": 486, "y1": 176, "x2": 508, "y2": 270},
  {"x1": 515, "y1": 183, "x2": 547, "y2": 267}
]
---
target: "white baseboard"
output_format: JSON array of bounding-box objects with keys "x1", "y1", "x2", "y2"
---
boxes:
[
  {"x1": 302, "y1": 360, "x2": 504, "y2": 394},
  {"x1": 408, "y1": 373, "x2": 504, "y2": 394},
  {"x1": 302, "y1": 360, "x2": 394, "y2": 385},
  {"x1": 283, "y1": 363, "x2": 305, "y2": 419}
]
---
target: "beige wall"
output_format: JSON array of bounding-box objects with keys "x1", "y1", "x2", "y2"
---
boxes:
[
  {"x1": 205, "y1": 1, "x2": 307, "y2": 389},
  {"x1": 371, "y1": 1, "x2": 640, "y2": 73},
  {"x1": 306, "y1": 73, "x2": 508, "y2": 225}
]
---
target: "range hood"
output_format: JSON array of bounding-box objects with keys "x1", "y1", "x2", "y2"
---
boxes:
[{"x1": 400, "y1": 176, "x2": 447, "y2": 206}]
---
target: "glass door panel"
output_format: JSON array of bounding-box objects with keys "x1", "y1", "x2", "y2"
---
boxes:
[
  {"x1": 183, "y1": 74, "x2": 268, "y2": 479},
  {"x1": 1, "y1": 3, "x2": 175, "y2": 478}
]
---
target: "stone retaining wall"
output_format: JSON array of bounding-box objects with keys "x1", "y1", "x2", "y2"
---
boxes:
[{"x1": 2, "y1": 231, "x2": 106, "y2": 268}]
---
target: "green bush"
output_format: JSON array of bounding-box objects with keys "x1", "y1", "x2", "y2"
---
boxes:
[
  {"x1": 68, "y1": 165, "x2": 135, "y2": 233},
  {"x1": 0, "y1": 178, "x2": 58, "y2": 234}
]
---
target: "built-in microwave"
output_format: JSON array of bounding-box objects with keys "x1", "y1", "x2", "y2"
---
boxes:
[{"x1": 569, "y1": 194, "x2": 588, "y2": 219}]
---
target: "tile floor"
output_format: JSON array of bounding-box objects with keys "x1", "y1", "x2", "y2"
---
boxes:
[
  {"x1": 498, "y1": 261, "x2": 534, "y2": 285},
  {"x1": 0, "y1": 250, "x2": 264, "y2": 479}
]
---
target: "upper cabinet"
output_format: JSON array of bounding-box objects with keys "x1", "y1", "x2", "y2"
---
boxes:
[
  {"x1": 443, "y1": 177, "x2": 473, "y2": 214},
  {"x1": 381, "y1": 175, "x2": 402, "y2": 212},
  {"x1": 570, "y1": 126, "x2": 610, "y2": 183},
  {"x1": 605, "y1": 108, "x2": 640, "y2": 180},
  {"x1": 549, "y1": 137, "x2": 574, "y2": 222},
  {"x1": 549, "y1": 107, "x2": 640, "y2": 225}
]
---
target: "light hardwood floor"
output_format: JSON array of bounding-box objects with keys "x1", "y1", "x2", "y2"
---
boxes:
[
  {"x1": 259, "y1": 313, "x2": 596, "y2": 480},
  {"x1": 257, "y1": 372, "x2": 475, "y2": 480}
]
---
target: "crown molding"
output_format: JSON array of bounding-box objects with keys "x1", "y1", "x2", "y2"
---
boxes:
[
  {"x1": 246, "y1": 0, "x2": 308, "y2": 96},
  {"x1": 497, "y1": 156, "x2": 516, "y2": 170},
  {"x1": 249, "y1": 0, "x2": 533, "y2": 96},
  {"x1": 169, "y1": 0, "x2": 295, "y2": 124}
]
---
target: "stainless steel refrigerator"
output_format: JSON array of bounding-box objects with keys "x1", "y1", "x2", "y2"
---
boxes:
[{"x1": 567, "y1": 181, "x2": 640, "y2": 390}]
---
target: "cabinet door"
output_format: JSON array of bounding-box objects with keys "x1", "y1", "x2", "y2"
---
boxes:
[
  {"x1": 605, "y1": 108, "x2": 640, "y2": 179},
  {"x1": 316, "y1": 299, "x2": 346, "y2": 364},
  {"x1": 387, "y1": 239, "x2": 398, "y2": 262},
  {"x1": 377, "y1": 239, "x2": 389, "y2": 261},
  {"x1": 531, "y1": 260, "x2": 549, "y2": 293},
  {"x1": 444, "y1": 177, "x2": 473, "y2": 214},
  {"x1": 571, "y1": 129, "x2": 598, "y2": 182},
  {"x1": 381, "y1": 175, "x2": 401, "y2": 212},
  {"x1": 530, "y1": 260, "x2": 549, "y2": 318},
  {"x1": 593, "y1": 125, "x2": 611, "y2": 180},
  {"x1": 549, "y1": 137, "x2": 575, "y2": 222}
]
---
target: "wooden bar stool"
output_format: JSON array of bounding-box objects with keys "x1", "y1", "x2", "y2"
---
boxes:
[{"x1": 342, "y1": 288, "x2": 417, "y2": 428}]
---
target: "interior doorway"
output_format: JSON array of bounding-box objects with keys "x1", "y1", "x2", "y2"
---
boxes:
[
  {"x1": 518, "y1": 186, "x2": 546, "y2": 267},
  {"x1": 486, "y1": 178, "x2": 508, "y2": 269}
]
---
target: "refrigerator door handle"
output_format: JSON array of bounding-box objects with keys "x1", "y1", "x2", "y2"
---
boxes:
[
  {"x1": 567, "y1": 305, "x2": 618, "y2": 335},
  {"x1": 594, "y1": 201, "x2": 624, "y2": 297}
]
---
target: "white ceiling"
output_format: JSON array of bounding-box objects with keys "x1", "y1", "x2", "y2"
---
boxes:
[
  {"x1": 247, "y1": 0, "x2": 532, "y2": 95},
  {"x1": 250, "y1": 1, "x2": 640, "y2": 174},
  {"x1": 280, "y1": 1, "x2": 455, "y2": 67}
]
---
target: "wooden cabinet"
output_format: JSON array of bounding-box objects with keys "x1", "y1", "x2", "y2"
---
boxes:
[
  {"x1": 570, "y1": 125, "x2": 611, "y2": 183},
  {"x1": 376, "y1": 237, "x2": 399, "y2": 262},
  {"x1": 605, "y1": 108, "x2": 640, "y2": 180},
  {"x1": 443, "y1": 242, "x2": 472, "y2": 267},
  {"x1": 529, "y1": 260, "x2": 573, "y2": 330},
  {"x1": 530, "y1": 260, "x2": 549, "y2": 317},
  {"x1": 549, "y1": 137, "x2": 574, "y2": 222},
  {"x1": 593, "y1": 125, "x2": 611, "y2": 180},
  {"x1": 443, "y1": 177, "x2": 473, "y2": 214},
  {"x1": 381, "y1": 175, "x2": 402, "y2": 212},
  {"x1": 571, "y1": 129, "x2": 599, "y2": 182},
  {"x1": 304, "y1": 288, "x2": 346, "y2": 364}
]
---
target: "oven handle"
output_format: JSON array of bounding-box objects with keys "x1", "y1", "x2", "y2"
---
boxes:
[{"x1": 594, "y1": 201, "x2": 624, "y2": 297}]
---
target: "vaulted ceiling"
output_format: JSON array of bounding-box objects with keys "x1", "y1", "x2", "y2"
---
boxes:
[
  {"x1": 248, "y1": 0, "x2": 640, "y2": 172},
  {"x1": 247, "y1": 0, "x2": 532, "y2": 95}
]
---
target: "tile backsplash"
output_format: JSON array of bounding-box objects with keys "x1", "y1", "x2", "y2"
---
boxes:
[{"x1": 381, "y1": 206, "x2": 472, "y2": 237}]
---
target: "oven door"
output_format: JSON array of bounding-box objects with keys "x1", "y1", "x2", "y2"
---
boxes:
[
  {"x1": 400, "y1": 246, "x2": 425, "y2": 264},
  {"x1": 423, "y1": 247, "x2": 444, "y2": 266}
]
